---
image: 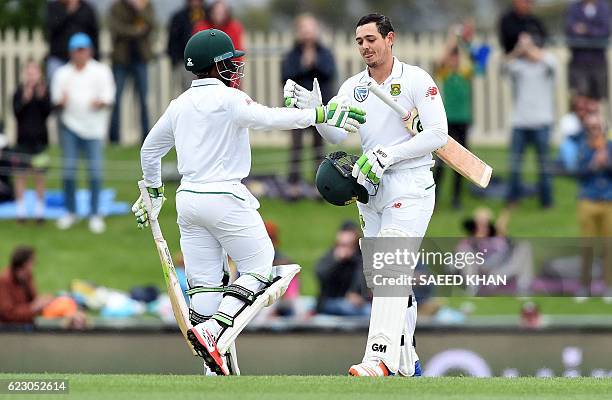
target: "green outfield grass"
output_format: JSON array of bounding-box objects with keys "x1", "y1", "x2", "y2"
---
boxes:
[
  {"x1": 1, "y1": 374, "x2": 611, "y2": 400},
  {"x1": 1, "y1": 145, "x2": 607, "y2": 316}
]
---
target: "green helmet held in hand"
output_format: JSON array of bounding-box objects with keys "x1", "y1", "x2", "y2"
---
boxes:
[
  {"x1": 316, "y1": 152, "x2": 369, "y2": 206},
  {"x1": 184, "y1": 29, "x2": 245, "y2": 85}
]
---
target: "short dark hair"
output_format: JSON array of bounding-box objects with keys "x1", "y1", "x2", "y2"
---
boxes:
[
  {"x1": 10, "y1": 246, "x2": 35, "y2": 271},
  {"x1": 356, "y1": 13, "x2": 394, "y2": 38}
]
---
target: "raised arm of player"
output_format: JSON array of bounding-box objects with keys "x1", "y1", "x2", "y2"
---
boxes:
[
  {"x1": 230, "y1": 89, "x2": 365, "y2": 134},
  {"x1": 386, "y1": 68, "x2": 448, "y2": 161},
  {"x1": 312, "y1": 80, "x2": 354, "y2": 144},
  {"x1": 141, "y1": 103, "x2": 175, "y2": 188}
]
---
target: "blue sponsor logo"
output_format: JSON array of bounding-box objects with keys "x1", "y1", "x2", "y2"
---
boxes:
[{"x1": 354, "y1": 86, "x2": 369, "y2": 102}]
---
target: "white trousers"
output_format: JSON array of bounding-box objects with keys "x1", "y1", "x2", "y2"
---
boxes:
[
  {"x1": 357, "y1": 166, "x2": 435, "y2": 373},
  {"x1": 176, "y1": 182, "x2": 274, "y2": 318}
]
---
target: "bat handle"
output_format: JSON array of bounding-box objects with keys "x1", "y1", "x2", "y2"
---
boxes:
[{"x1": 137, "y1": 180, "x2": 163, "y2": 240}]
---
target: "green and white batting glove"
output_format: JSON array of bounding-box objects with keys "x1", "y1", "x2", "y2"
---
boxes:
[
  {"x1": 132, "y1": 185, "x2": 166, "y2": 229},
  {"x1": 315, "y1": 95, "x2": 366, "y2": 134},
  {"x1": 283, "y1": 78, "x2": 322, "y2": 109},
  {"x1": 352, "y1": 145, "x2": 395, "y2": 185}
]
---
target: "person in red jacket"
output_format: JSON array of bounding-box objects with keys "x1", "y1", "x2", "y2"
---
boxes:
[
  {"x1": 0, "y1": 246, "x2": 52, "y2": 324},
  {"x1": 202, "y1": 0, "x2": 244, "y2": 53}
]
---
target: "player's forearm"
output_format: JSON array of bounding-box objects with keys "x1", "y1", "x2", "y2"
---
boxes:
[
  {"x1": 315, "y1": 123, "x2": 347, "y2": 144},
  {"x1": 236, "y1": 104, "x2": 316, "y2": 130},
  {"x1": 388, "y1": 128, "x2": 448, "y2": 162}
]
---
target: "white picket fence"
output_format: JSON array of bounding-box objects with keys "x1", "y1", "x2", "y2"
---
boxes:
[{"x1": 0, "y1": 28, "x2": 597, "y2": 147}]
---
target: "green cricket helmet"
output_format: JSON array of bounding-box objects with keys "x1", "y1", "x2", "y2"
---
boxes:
[
  {"x1": 184, "y1": 29, "x2": 245, "y2": 84},
  {"x1": 316, "y1": 151, "x2": 369, "y2": 206}
]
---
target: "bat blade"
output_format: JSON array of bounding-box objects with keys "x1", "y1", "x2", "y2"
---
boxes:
[{"x1": 367, "y1": 82, "x2": 492, "y2": 188}]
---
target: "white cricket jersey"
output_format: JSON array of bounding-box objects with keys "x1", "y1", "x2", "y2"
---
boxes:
[
  {"x1": 141, "y1": 78, "x2": 316, "y2": 189},
  {"x1": 318, "y1": 57, "x2": 448, "y2": 171}
]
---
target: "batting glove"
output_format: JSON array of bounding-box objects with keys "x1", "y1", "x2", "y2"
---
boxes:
[
  {"x1": 315, "y1": 95, "x2": 366, "y2": 134},
  {"x1": 132, "y1": 184, "x2": 166, "y2": 229},
  {"x1": 283, "y1": 78, "x2": 322, "y2": 109},
  {"x1": 352, "y1": 145, "x2": 395, "y2": 185}
]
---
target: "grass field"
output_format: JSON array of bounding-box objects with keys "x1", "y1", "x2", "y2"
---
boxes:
[
  {"x1": 1, "y1": 374, "x2": 611, "y2": 400},
  {"x1": 1, "y1": 144, "x2": 608, "y2": 316}
]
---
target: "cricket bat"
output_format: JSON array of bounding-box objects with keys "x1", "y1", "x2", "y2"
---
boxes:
[
  {"x1": 138, "y1": 180, "x2": 197, "y2": 356},
  {"x1": 367, "y1": 82, "x2": 492, "y2": 188}
]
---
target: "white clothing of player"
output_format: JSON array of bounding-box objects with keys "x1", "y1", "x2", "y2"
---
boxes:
[
  {"x1": 140, "y1": 77, "x2": 319, "y2": 342},
  {"x1": 317, "y1": 57, "x2": 448, "y2": 375}
]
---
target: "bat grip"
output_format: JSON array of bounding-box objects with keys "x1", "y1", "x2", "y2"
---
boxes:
[{"x1": 138, "y1": 180, "x2": 163, "y2": 241}]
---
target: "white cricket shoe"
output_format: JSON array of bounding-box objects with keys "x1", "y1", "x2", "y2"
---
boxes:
[
  {"x1": 188, "y1": 324, "x2": 229, "y2": 376},
  {"x1": 57, "y1": 213, "x2": 77, "y2": 230},
  {"x1": 349, "y1": 361, "x2": 392, "y2": 376},
  {"x1": 88, "y1": 215, "x2": 106, "y2": 234}
]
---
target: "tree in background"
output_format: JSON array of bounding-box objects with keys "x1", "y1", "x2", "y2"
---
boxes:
[{"x1": 0, "y1": 0, "x2": 46, "y2": 31}]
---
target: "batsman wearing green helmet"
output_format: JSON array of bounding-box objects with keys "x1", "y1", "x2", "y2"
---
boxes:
[{"x1": 132, "y1": 29, "x2": 366, "y2": 375}]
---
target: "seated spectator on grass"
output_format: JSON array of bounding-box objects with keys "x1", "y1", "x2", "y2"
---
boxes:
[
  {"x1": 316, "y1": 221, "x2": 370, "y2": 317},
  {"x1": 0, "y1": 246, "x2": 86, "y2": 329},
  {"x1": 12, "y1": 60, "x2": 52, "y2": 224},
  {"x1": 0, "y1": 246, "x2": 50, "y2": 324},
  {"x1": 455, "y1": 207, "x2": 534, "y2": 294},
  {"x1": 576, "y1": 112, "x2": 612, "y2": 296}
]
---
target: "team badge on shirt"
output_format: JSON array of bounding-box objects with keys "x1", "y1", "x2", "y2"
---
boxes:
[
  {"x1": 390, "y1": 84, "x2": 401, "y2": 96},
  {"x1": 354, "y1": 86, "x2": 369, "y2": 102}
]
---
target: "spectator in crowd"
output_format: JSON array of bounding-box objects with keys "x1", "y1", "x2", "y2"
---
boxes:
[
  {"x1": 499, "y1": 0, "x2": 547, "y2": 54},
  {"x1": 281, "y1": 14, "x2": 336, "y2": 199},
  {"x1": 565, "y1": 0, "x2": 610, "y2": 100},
  {"x1": 167, "y1": 0, "x2": 207, "y2": 91},
  {"x1": 12, "y1": 61, "x2": 52, "y2": 223},
  {"x1": 558, "y1": 93, "x2": 592, "y2": 173},
  {"x1": 504, "y1": 33, "x2": 556, "y2": 208},
  {"x1": 0, "y1": 246, "x2": 86, "y2": 327},
  {"x1": 108, "y1": 0, "x2": 156, "y2": 144},
  {"x1": 51, "y1": 33, "x2": 115, "y2": 234},
  {"x1": 576, "y1": 112, "x2": 612, "y2": 296},
  {"x1": 201, "y1": 0, "x2": 244, "y2": 53},
  {"x1": 316, "y1": 221, "x2": 370, "y2": 316},
  {"x1": 0, "y1": 246, "x2": 53, "y2": 324},
  {"x1": 46, "y1": 0, "x2": 99, "y2": 81},
  {"x1": 434, "y1": 20, "x2": 477, "y2": 209}
]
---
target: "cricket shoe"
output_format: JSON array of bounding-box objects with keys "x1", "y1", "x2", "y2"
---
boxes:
[
  {"x1": 413, "y1": 360, "x2": 422, "y2": 377},
  {"x1": 348, "y1": 361, "x2": 393, "y2": 377},
  {"x1": 188, "y1": 325, "x2": 229, "y2": 376}
]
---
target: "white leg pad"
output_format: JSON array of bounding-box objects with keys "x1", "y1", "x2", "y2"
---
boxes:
[
  {"x1": 216, "y1": 264, "x2": 300, "y2": 353},
  {"x1": 362, "y1": 296, "x2": 409, "y2": 373},
  {"x1": 398, "y1": 301, "x2": 419, "y2": 376}
]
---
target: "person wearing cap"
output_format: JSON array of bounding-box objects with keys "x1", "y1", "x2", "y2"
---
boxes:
[
  {"x1": 51, "y1": 32, "x2": 116, "y2": 234},
  {"x1": 131, "y1": 29, "x2": 365, "y2": 375}
]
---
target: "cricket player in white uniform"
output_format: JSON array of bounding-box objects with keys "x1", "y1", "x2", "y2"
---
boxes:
[
  {"x1": 285, "y1": 14, "x2": 448, "y2": 376},
  {"x1": 132, "y1": 29, "x2": 365, "y2": 375}
]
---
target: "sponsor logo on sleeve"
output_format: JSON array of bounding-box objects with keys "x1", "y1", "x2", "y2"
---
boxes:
[{"x1": 426, "y1": 86, "x2": 438, "y2": 99}]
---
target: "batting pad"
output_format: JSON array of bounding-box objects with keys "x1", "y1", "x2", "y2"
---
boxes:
[
  {"x1": 363, "y1": 296, "x2": 409, "y2": 373},
  {"x1": 216, "y1": 264, "x2": 300, "y2": 354}
]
